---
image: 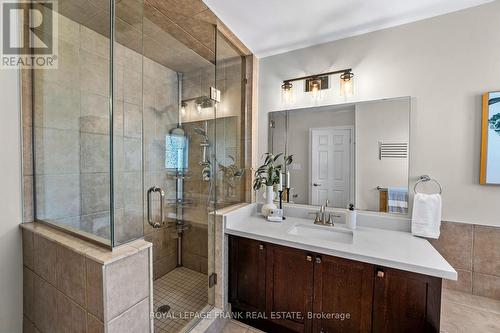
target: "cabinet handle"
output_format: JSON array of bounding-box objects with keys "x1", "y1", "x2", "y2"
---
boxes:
[
  {"x1": 315, "y1": 256, "x2": 322, "y2": 264},
  {"x1": 306, "y1": 255, "x2": 312, "y2": 262},
  {"x1": 259, "y1": 244, "x2": 264, "y2": 250},
  {"x1": 377, "y1": 270, "x2": 385, "y2": 278}
]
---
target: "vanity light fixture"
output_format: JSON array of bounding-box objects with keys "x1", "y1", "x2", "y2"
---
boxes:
[
  {"x1": 281, "y1": 68, "x2": 354, "y2": 105},
  {"x1": 340, "y1": 70, "x2": 355, "y2": 97}
]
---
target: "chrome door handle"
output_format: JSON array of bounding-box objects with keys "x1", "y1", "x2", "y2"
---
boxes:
[
  {"x1": 313, "y1": 183, "x2": 321, "y2": 187},
  {"x1": 147, "y1": 186, "x2": 165, "y2": 228}
]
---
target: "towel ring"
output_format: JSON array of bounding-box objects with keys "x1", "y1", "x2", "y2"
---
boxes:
[{"x1": 413, "y1": 175, "x2": 442, "y2": 194}]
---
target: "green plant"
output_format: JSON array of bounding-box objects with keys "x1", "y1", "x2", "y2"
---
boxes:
[{"x1": 253, "y1": 153, "x2": 293, "y2": 191}]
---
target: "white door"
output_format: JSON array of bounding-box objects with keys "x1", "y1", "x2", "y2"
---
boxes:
[{"x1": 310, "y1": 128, "x2": 352, "y2": 207}]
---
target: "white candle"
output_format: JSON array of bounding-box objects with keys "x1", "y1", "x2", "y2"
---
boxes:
[
  {"x1": 286, "y1": 171, "x2": 291, "y2": 188},
  {"x1": 278, "y1": 172, "x2": 283, "y2": 191}
]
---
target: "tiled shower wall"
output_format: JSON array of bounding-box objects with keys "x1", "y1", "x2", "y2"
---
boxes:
[
  {"x1": 24, "y1": 11, "x2": 180, "y2": 269},
  {"x1": 431, "y1": 221, "x2": 500, "y2": 300}
]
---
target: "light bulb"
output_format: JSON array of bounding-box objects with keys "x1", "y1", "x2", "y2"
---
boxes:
[
  {"x1": 309, "y1": 78, "x2": 321, "y2": 102},
  {"x1": 281, "y1": 82, "x2": 294, "y2": 106},
  {"x1": 196, "y1": 102, "x2": 203, "y2": 113},
  {"x1": 310, "y1": 79, "x2": 322, "y2": 102},
  {"x1": 340, "y1": 71, "x2": 354, "y2": 97}
]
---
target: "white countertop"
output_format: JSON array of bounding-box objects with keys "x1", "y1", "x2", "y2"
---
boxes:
[{"x1": 222, "y1": 205, "x2": 457, "y2": 280}]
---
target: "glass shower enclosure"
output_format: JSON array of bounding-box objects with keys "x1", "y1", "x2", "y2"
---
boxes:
[{"x1": 31, "y1": 0, "x2": 248, "y2": 331}]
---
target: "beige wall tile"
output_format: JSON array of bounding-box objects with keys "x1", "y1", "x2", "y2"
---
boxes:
[
  {"x1": 56, "y1": 244, "x2": 86, "y2": 307},
  {"x1": 474, "y1": 225, "x2": 500, "y2": 276},
  {"x1": 81, "y1": 173, "x2": 110, "y2": 215},
  {"x1": 36, "y1": 39, "x2": 80, "y2": 88},
  {"x1": 86, "y1": 258, "x2": 104, "y2": 321},
  {"x1": 80, "y1": 25, "x2": 110, "y2": 59},
  {"x1": 182, "y1": 223, "x2": 208, "y2": 257},
  {"x1": 23, "y1": 316, "x2": 39, "y2": 333},
  {"x1": 87, "y1": 313, "x2": 104, "y2": 333},
  {"x1": 80, "y1": 92, "x2": 109, "y2": 135},
  {"x1": 34, "y1": 81, "x2": 81, "y2": 131},
  {"x1": 106, "y1": 298, "x2": 150, "y2": 333},
  {"x1": 34, "y1": 127, "x2": 80, "y2": 175},
  {"x1": 153, "y1": 254, "x2": 177, "y2": 280},
  {"x1": 23, "y1": 175, "x2": 34, "y2": 223},
  {"x1": 33, "y1": 234, "x2": 57, "y2": 284},
  {"x1": 105, "y1": 249, "x2": 149, "y2": 320},
  {"x1": 23, "y1": 126, "x2": 33, "y2": 176},
  {"x1": 23, "y1": 268, "x2": 35, "y2": 322},
  {"x1": 444, "y1": 269, "x2": 472, "y2": 293},
  {"x1": 124, "y1": 103, "x2": 142, "y2": 139},
  {"x1": 22, "y1": 228, "x2": 34, "y2": 270},
  {"x1": 123, "y1": 69, "x2": 142, "y2": 105},
  {"x1": 34, "y1": 274, "x2": 58, "y2": 333},
  {"x1": 56, "y1": 291, "x2": 87, "y2": 333},
  {"x1": 80, "y1": 133, "x2": 109, "y2": 173},
  {"x1": 35, "y1": 174, "x2": 81, "y2": 220},
  {"x1": 80, "y1": 49, "x2": 109, "y2": 96},
  {"x1": 473, "y1": 273, "x2": 500, "y2": 301},
  {"x1": 429, "y1": 221, "x2": 473, "y2": 271},
  {"x1": 123, "y1": 138, "x2": 142, "y2": 172}
]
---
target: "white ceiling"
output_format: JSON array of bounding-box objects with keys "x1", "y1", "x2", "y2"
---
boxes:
[{"x1": 203, "y1": 0, "x2": 494, "y2": 57}]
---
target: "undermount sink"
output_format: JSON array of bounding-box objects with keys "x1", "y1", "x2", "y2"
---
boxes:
[{"x1": 287, "y1": 224, "x2": 354, "y2": 244}]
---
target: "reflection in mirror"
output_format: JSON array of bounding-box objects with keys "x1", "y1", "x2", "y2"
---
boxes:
[{"x1": 268, "y1": 97, "x2": 410, "y2": 215}]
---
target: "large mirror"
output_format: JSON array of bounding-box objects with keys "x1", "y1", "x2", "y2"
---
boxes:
[{"x1": 269, "y1": 97, "x2": 410, "y2": 214}]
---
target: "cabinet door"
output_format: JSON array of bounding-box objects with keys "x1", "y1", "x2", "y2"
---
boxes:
[
  {"x1": 312, "y1": 255, "x2": 374, "y2": 333},
  {"x1": 266, "y1": 244, "x2": 314, "y2": 333},
  {"x1": 229, "y1": 236, "x2": 267, "y2": 313},
  {"x1": 372, "y1": 267, "x2": 442, "y2": 333}
]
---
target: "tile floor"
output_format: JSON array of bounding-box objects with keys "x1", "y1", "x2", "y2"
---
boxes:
[
  {"x1": 440, "y1": 289, "x2": 500, "y2": 333},
  {"x1": 221, "y1": 289, "x2": 500, "y2": 333},
  {"x1": 153, "y1": 267, "x2": 208, "y2": 333}
]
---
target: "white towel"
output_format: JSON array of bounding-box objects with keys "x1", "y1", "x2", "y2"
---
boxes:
[{"x1": 411, "y1": 193, "x2": 442, "y2": 239}]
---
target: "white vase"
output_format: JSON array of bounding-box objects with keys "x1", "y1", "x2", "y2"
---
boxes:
[{"x1": 261, "y1": 185, "x2": 277, "y2": 217}]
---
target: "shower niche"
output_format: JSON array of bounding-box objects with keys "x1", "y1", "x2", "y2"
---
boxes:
[{"x1": 30, "y1": 0, "x2": 251, "y2": 332}]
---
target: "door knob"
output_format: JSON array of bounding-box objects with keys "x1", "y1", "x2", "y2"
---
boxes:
[
  {"x1": 313, "y1": 183, "x2": 321, "y2": 187},
  {"x1": 315, "y1": 256, "x2": 322, "y2": 264},
  {"x1": 306, "y1": 255, "x2": 312, "y2": 262},
  {"x1": 377, "y1": 270, "x2": 385, "y2": 278}
]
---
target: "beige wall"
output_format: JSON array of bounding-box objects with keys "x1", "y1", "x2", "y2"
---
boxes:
[
  {"x1": 258, "y1": 1, "x2": 500, "y2": 227},
  {"x1": 355, "y1": 98, "x2": 410, "y2": 211}
]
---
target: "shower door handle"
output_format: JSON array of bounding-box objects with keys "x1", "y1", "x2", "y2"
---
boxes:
[{"x1": 147, "y1": 186, "x2": 165, "y2": 228}]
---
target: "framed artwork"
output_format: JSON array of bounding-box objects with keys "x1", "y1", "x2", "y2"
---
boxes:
[{"x1": 480, "y1": 91, "x2": 500, "y2": 184}]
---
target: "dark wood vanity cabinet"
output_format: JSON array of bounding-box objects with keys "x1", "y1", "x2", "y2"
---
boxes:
[
  {"x1": 266, "y1": 244, "x2": 314, "y2": 332},
  {"x1": 229, "y1": 236, "x2": 267, "y2": 313},
  {"x1": 312, "y1": 255, "x2": 374, "y2": 333},
  {"x1": 372, "y1": 267, "x2": 442, "y2": 333},
  {"x1": 228, "y1": 235, "x2": 442, "y2": 333}
]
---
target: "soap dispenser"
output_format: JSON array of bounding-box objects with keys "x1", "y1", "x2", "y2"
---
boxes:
[{"x1": 347, "y1": 203, "x2": 357, "y2": 230}]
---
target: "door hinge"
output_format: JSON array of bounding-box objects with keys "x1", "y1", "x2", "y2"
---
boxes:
[{"x1": 209, "y1": 273, "x2": 217, "y2": 287}]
